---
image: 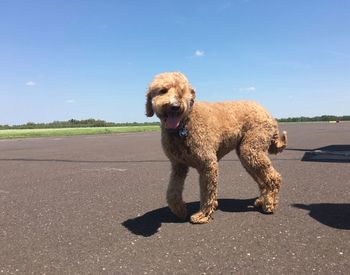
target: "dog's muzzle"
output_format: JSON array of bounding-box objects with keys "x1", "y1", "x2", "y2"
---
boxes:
[{"x1": 164, "y1": 103, "x2": 183, "y2": 130}]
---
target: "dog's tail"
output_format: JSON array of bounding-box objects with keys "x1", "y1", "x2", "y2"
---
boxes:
[{"x1": 268, "y1": 130, "x2": 287, "y2": 154}]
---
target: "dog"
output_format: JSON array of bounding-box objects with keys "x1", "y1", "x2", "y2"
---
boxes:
[{"x1": 145, "y1": 72, "x2": 287, "y2": 224}]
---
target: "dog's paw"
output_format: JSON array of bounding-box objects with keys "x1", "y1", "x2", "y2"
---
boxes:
[
  {"x1": 254, "y1": 197, "x2": 264, "y2": 207},
  {"x1": 190, "y1": 211, "x2": 212, "y2": 224},
  {"x1": 169, "y1": 203, "x2": 187, "y2": 220},
  {"x1": 262, "y1": 199, "x2": 276, "y2": 214},
  {"x1": 255, "y1": 196, "x2": 277, "y2": 214},
  {"x1": 213, "y1": 200, "x2": 219, "y2": 210},
  {"x1": 262, "y1": 204, "x2": 275, "y2": 214}
]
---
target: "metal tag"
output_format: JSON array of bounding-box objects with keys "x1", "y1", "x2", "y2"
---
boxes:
[{"x1": 178, "y1": 127, "x2": 188, "y2": 138}]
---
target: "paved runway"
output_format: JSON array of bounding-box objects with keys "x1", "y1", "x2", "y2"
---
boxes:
[{"x1": 1, "y1": 123, "x2": 349, "y2": 274}]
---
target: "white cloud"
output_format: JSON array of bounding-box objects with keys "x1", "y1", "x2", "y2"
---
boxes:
[
  {"x1": 194, "y1": 50, "x2": 205, "y2": 57},
  {"x1": 66, "y1": 99, "x2": 75, "y2": 104},
  {"x1": 25, "y1": 81, "x2": 36, "y2": 86},
  {"x1": 239, "y1": 86, "x2": 256, "y2": 92}
]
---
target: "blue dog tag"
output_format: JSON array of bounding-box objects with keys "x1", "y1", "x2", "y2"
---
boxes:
[{"x1": 178, "y1": 127, "x2": 188, "y2": 138}]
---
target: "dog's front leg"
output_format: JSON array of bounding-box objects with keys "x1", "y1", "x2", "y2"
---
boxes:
[
  {"x1": 191, "y1": 161, "x2": 218, "y2": 224},
  {"x1": 167, "y1": 162, "x2": 189, "y2": 220}
]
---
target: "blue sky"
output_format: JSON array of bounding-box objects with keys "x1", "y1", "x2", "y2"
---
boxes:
[{"x1": 1, "y1": 0, "x2": 349, "y2": 125}]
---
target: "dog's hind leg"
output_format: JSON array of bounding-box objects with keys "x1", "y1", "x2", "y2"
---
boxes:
[
  {"x1": 190, "y1": 160, "x2": 218, "y2": 224},
  {"x1": 167, "y1": 162, "x2": 189, "y2": 220},
  {"x1": 238, "y1": 134, "x2": 282, "y2": 213},
  {"x1": 238, "y1": 160, "x2": 267, "y2": 208}
]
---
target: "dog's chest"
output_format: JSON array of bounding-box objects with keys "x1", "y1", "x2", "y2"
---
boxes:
[{"x1": 161, "y1": 133, "x2": 200, "y2": 166}]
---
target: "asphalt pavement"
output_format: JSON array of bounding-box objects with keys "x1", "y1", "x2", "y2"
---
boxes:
[{"x1": 0, "y1": 122, "x2": 349, "y2": 274}]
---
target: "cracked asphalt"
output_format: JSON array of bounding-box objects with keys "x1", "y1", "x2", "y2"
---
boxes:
[{"x1": 0, "y1": 122, "x2": 349, "y2": 274}]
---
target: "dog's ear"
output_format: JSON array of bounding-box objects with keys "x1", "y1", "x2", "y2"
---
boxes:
[
  {"x1": 190, "y1": 87, "x2": 196, "y2": 99},
  {"x1": 190, "y1": 86, "x2": 196, "y2": 107},
  {"x1": 145, "y1": 89, "x2": 154, "y2": 117}
]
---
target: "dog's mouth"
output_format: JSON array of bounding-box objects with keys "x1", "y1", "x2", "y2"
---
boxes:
[{"x1": 164, "y1": 111, "x2": 183, "y2": 130}]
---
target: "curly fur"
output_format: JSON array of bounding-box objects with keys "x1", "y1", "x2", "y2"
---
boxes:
[{"x1": 146, "y1": 72, "x2": 287, "y2": 224}]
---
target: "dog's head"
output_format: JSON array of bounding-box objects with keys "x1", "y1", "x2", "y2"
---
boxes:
[{"x1": 146, "y1": 72, "x2": 196, "y2": 130}]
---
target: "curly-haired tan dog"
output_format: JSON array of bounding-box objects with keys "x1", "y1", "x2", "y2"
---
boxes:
[{"x1": 146, "y1": 72, "x2": 287, "y2": 224}]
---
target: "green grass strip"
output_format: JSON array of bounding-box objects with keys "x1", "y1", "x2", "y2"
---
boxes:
[{"x1": 0, "y1": 125, "x2": 160, "y2": 139}]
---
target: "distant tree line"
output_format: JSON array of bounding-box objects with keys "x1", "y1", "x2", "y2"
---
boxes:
[
  {"x1": 1, "y1": 116, "x2": 350, "y2": 130},
  {"x1": 0, "y1": 119, "x2": 160, "y2": 130},
  {"x1": 277, "y1": 115, "x2": 350, "y2": 123}
]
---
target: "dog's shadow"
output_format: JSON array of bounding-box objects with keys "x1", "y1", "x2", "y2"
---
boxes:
[
  {"x1": 293, "y1": 203, "x2": 350, "y2": 230},
  {"x1": 122, "y1": 198, "x2": 258, "y2": 237}
]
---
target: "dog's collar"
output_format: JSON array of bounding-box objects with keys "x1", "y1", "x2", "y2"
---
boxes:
[
  {"x1": 176, "y1": 103, "x2": 194, "y2": 138},
  {"x1": 177, "y1": 121, "x2": 188, "y2": 138},
  {"x1": 166, "y1": 120, "x2": 188, "y2": 138}
]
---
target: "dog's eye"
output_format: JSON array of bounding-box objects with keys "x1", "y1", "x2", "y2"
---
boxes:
[{"x1": 158, "y1": 89, "x2": 167, "y2": 95}]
